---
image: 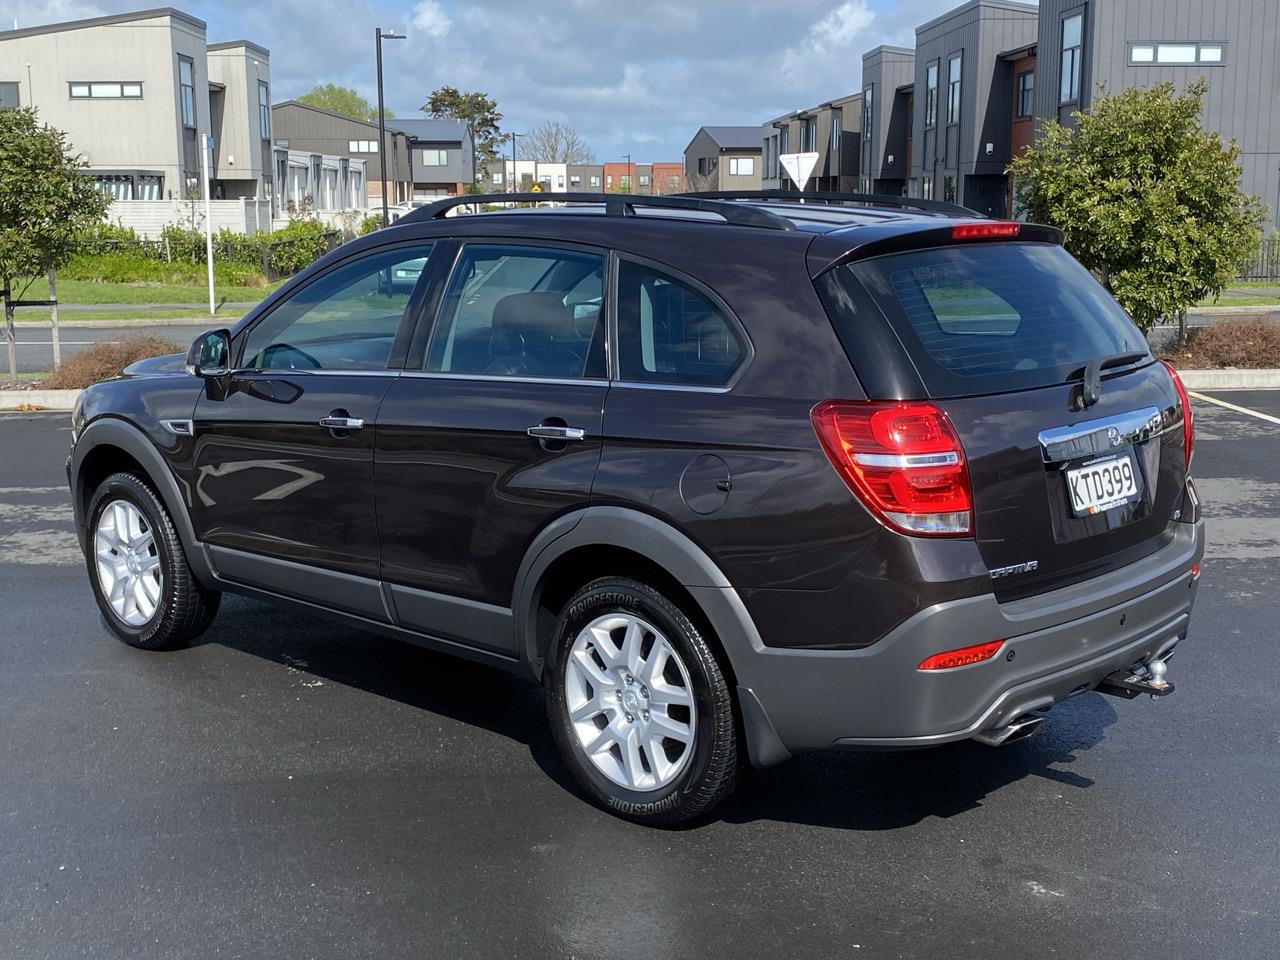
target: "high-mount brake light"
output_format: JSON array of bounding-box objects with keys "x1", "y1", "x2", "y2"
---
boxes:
[
  {"x1": 810, "y1": 400, "x2": 973, "y2": 537},
  {"x1": 951, "y1": 222, "x2": 1021, "y2": 240},
  {"x1": 1160, "y1": 361, "x2": 1195, "y2": 470},
  {"x1": 918, "y1": 640, "x2": 1005, "y2": 671}
]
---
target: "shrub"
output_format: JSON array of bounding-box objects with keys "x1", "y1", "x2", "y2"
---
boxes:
[
  {"x1": 61, "y1": 251, "x2": 266, "y2": 287},
  {"x1": 360, "y1": 214, "x2": 384, "y2": 235},
  {"x1": 1160, "y1": 316, "x2": 1280, "y2": 369},
  {"x1": 44, "y1": 336, "x2": 184, "y2": 389},
  {"x1": 260, "y1": 218, "x2": 334, "y2": 275}
]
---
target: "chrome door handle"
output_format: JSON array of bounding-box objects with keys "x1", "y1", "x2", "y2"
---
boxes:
[
  {"x1": 319, "y1": 415, "x2": 364, "y2": 430},
  {"x1": 526, "y1": 424, "x2": 586, "y2": 441}
]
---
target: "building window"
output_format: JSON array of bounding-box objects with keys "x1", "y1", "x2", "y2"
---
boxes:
[
  {"x1": 1061, "y1": 13, "x2": 1083, "y2": 102},
  {"x1": 831, "y1": 111, "x2": 842, "y2": 153},
  {"x1": 607, "y1": 175, "x2": 613, "y2": 186},
  {"x1": 862, "y1": 86, "x2": 873, "y2": 140},
  {"x1": 0, "y1": 82, "x2": 20, "y2": 108},
  {"x1": 944, "y1": 174, "x2": 956, "y2": 203},
  {"x1": 947, "y1": 53, "x2": 962, "y2": 124},
  {"x1": 639, "y1": 174, "x2": 649, "y2": 186},
  {"x1": 1129, "y1": 41, "x2": 1226, "y2": 65},
  {"x1": 178, "y1": 55, "x2": 194, "y2": 125},
  {"x1": 570, "y1": 175, "x2": 581, "y2": 186},
  {"x1": 492, "y1": 172, "x2": 503, "y2": 183},
  {"x1": 95, "y1": 174, "x2": 134, "y2": 200},
  {"x1": 138, "y1": 175, "x2": 163, "y2": 200},
  {"x1": 1016, "y1": 70, "x2": 1034, "y2": 117},
  {"x1": 70, "y1": 82, "x2": 143, "y2": 100},
  {"x1": 349, "y1": 140, "x2": 379, "y2": 153},
  {"x1": 779, "y1": 126, "x2": 789, "y2": 155},
  {"x1": 667, "y1": 174, "x2": 680, "y2": 188},
  {"x1": 728, "y1": 157, "x2": 754, "y2": 176},
  {"x1": 558, "y1": 174, "x2": 566, "y2": 187},
  {"x1": 620, "y1": 175, "x2": 631, "y2": 188},
  {"x1": 922, "y1": 175, "x2": 934, "y2": 199},
  {"x1": 258, "y1": 81, "x2": 270, "y2": 139},
  {"x1": 925, "y1": 62, "x2": 939, "y2": 127},
  {"x1": 590, "y1": 175, "x2": 600, "y2": 187},
  {"x1": 422, "y1": 149, "x2": 447, "y2": 165}
]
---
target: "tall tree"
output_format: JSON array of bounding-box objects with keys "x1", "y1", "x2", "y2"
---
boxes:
[
  {"x1": 1008, "y1": 79, "x2": 1265, "y2": 338},
  {"x1": 298, "y1": 83, "x2": 393, "y2": 121},
  {"x1": 421, "y1": 86, "x2": 503, "y2": 178},
  {"x1": 524, "y1": 121, "x2": 594, "y2": 164},
  {"x1": 0, "y1": 108, "x2": 109, "y2": 381}
]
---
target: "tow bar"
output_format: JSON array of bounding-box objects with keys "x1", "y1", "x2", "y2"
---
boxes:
[{"x1": 1098, "y1": 655, "x2": 1175, "y2": 700}]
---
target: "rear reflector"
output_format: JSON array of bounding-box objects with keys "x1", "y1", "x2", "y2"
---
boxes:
[
  {"x1": 810, "y1": 400, "x2": 973, "y2": 537},
  {"x1": 918, "y1": 640, "x2": 1005, "y2": 671},
  {"x1": 951, "y1": 221, "x2": 1021, "y2": 240},
  {"x1": 1191, "y1": 562, "x2": 1201, "y2": 580},
  {"x1": 1160, "y1": 360, "x2": 1195, "y2": 470}
]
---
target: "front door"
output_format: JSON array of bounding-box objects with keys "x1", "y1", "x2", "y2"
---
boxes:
[
  {"x1": 192, "y1": 242, "x2": 436, "y2": 618},
  {"x1": 375, "y1": 241, "x2": 608, "y2": 650}
]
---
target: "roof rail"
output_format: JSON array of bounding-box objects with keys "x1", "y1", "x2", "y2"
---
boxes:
[
  {"x1": 677, "y1": 189, "x2": 982, "y2": 218},
  {"x1": 395, "y1": 192, "x2": 796, "y2": 231}
]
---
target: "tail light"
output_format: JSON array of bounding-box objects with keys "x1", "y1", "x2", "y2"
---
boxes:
[
  {"x1": 1160, "y1": 361, "x2": 1195, "y2": 470},
  {"x1": 918, "y1": 640, "x2": 1005, "y2": 671},
  {"x1": 810, "y1": 399, "x2": 973, "y2": 537}
]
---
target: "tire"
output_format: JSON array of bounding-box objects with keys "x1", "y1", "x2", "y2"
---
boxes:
[
  {"x1": 545, "y1": 576, "x2": 738, "y2": 826},
  {"x1": 85, "y1": 472, "x2": 221, "y2": 650}
]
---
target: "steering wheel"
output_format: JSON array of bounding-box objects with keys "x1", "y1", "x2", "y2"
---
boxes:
[{"x1": 260, "y1": 342, "x2": 322, "y2": 370}]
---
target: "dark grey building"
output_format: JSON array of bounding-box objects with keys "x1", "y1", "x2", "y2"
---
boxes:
[
  {"x1": 1035, "y1": 0, "x2": 1280, "y2": 227},
  {"x1": 383, "y1": 117, "x2": 475, "y2": 198},
  {"x1": 272, "y1": 100, "x2": 413, "y2": 205},
  {"x1": 909, "y1": 0, "x2": 1038, "y2": 215},
  {"x1": 860, "y1": 46, "x2": 917, "y2": 195}
]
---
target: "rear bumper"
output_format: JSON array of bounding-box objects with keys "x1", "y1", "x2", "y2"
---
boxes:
[{"x1": 725, "y1": 520, "x2": 1204, "y2": 755}]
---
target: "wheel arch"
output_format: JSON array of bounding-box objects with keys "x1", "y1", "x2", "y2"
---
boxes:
[
  {"x1": 513, "y1": 506, "x2": 791, "y2": 768},
  {"x1": 71, "y1": 417, "x2": 215, "y2": 586}
]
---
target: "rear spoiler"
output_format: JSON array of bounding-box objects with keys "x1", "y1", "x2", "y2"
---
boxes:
[{"x1": 811, "y1": 221, "x2": 1065, "y2": 278}]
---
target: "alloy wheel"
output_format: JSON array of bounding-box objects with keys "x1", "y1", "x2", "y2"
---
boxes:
[
  {"x1": 563, "y1": 612, "x2": 697, "y2": 792},
  {"x1": 94, "y1": 499, "x2": 162, "y2": 627}
]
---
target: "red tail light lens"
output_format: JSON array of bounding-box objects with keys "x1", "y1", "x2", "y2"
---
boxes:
[
  {"x1": 951, "y1": 222, "x2": 1020, "y2": 240},
  {"x1": 918, "y1": 640, "x2": 1005, "y2": 671},
  {"x1": 810, "y1": 400, "x2": 973, "y2": 537},
  {"x1": 1160, "y1": 360, "x2": 1195, "y2": 470}
]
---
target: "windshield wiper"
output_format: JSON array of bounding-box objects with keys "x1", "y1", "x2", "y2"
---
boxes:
[{"x1": 1070, "y1": 350, "x2": 1149, "y2": 409}]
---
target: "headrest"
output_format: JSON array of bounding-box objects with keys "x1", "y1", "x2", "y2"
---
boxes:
[{"x1": 492, "y1": 292, "x2": 575, "y2": 340}]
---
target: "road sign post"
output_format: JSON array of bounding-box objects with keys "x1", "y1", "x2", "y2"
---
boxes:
[{"x1": 200, "y1": 134, "x2": 215, "y2": 315}]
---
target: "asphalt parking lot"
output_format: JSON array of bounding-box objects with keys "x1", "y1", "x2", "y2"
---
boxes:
[{"x1": 1, "y1": 393, "x2": 1277, "y2": 960}]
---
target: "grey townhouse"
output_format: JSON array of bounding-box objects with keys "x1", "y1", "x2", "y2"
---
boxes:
[
  {"x1": 683, "y1": 126, "x2": 763, "y2": 191},
  {"x1": 857, "y1": 0, "x2": 1279, "y2": 224},
  {"x1": 762, "y1": 91, "x2": 863, "y2": 192}
]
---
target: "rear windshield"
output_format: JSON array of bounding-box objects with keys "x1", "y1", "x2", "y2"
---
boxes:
[{"x1": 832, "y1": 243, "x2": 1149, "y2": 397}]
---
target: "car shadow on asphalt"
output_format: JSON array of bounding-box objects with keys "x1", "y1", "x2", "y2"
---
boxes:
[{"x1": 198, "y1": 595, "x2": 1118, "y2": 832}]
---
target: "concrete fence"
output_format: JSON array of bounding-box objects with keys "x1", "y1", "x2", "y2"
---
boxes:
[{"x1": 105, "y1": 199, "x2": 274, "y2": 238}]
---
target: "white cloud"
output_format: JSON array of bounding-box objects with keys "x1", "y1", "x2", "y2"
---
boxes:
[{"x1": 411, "y1": 0, "x2": 451, "y2": 39}]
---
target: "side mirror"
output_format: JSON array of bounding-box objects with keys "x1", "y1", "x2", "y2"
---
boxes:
[{"x1": 185, "y1": 328, "x2": 231, "y2": 379}]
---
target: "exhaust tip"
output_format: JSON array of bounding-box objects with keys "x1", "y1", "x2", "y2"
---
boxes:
[{"x1": 972, "y1": 713, "x2": 1045, "y2": 747}]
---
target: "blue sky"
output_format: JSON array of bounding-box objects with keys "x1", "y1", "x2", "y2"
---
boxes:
[{"x1": 4, "y1": 0, "x2": 996, "y2": 160}]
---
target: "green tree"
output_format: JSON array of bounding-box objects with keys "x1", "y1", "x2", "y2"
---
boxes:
[
  {"x1": 1, "y1": 107, "x2": 110, "y2": 380},
  {"x1": 1008, "y1": 79, "x2": 1266, "y2": 338},
  {"x1": 298, "y1": 83, "x2": 393, "y2": 121},
  {"x1": 421, "y1": 86, "x2": 503, "y2": 180}
]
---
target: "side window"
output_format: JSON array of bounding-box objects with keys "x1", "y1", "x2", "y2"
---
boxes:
[
  {"x1": 426, "y1": 244, "x2": 606, "y2": 379},
  {"x1": 242, "y1": 245, "x2": 432, "y2": 371},
  {"x1": 616, "y1": 260, "x2": 747, "y2": 387}
]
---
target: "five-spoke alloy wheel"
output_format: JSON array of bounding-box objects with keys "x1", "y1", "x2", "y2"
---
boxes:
[
  {"x1": 547, "y1": 576, "x2": 739, "y2": 826},
  {"x1": 85, "y1": 472, "x2": 220, "y2": 650}
]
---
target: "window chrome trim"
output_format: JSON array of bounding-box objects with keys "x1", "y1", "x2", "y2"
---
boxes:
[
  {"x1": 608, "y1": 380, "x2": 732, "y2": 395},
  {"x1": 401, "y1": 371, "x2": 609, "y2": 388},
  {"x1": 231, "y1": 368, "x2": 403, "y2": 378}
]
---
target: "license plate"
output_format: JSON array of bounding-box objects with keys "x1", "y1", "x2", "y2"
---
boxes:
[{"x1": 1065, "y1": 453, "x2": 1139, "y2": 516}]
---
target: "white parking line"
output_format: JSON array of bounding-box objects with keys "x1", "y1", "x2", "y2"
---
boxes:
[{"x1": 1188, "y1": 391, "x2": 1280, "y2": 426}]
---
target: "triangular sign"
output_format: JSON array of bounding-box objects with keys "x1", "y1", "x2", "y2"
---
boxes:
[{"x1": 779, "y1": 152, "x2": 820, "y2": 191}]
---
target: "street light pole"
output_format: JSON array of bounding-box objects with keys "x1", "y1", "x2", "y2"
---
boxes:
[
  {"x1": 624, "y1": 152, "x2": 632, "y2": 193},
  {"x1": 509, "y1": 132, "x2": 520, "y2": 193},
  {"x1": 375, "y1": 26, "x2": 405, "y2": 225}
]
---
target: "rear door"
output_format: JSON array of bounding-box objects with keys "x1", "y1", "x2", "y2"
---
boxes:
[
  {"x1": 374, "y1": 240, "x2": 608, "y2": 649},
  {"x1": 825, "y1": 240, "x2": 1188, "y2": 600}
]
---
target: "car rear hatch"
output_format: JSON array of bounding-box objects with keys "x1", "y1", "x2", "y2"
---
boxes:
[{"x1": 815, "y1": 232, "x2": 1190, "y2": 601}]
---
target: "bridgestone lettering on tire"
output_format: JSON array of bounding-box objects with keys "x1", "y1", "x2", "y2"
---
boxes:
[{"x1": 546, "y1": 576, "x2": 739, "y2": 826}]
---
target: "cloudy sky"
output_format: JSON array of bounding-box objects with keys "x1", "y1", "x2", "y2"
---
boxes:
[{"x1": 3, "y1": 0, "x2": 1000, "y2": 160}]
